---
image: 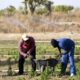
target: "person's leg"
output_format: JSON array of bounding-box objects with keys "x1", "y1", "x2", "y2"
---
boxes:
[
  {"x1": 69, "y1": 48, "x2": 76, "y2": 75},
  {"x1": 30, "y1": 57, "x2": 36, "y2": 71},
  {"x1": 30, "y1": 47, "x2": 36, "y2": 71},
  {"x1": 61, "y1": 54, "x2": 69, "y2": 74},
  {"x1": 18, "y1": 54, "x2": 25, "y2": 74}
]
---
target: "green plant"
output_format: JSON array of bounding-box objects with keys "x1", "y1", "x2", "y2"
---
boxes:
[
  {"x1": 67, "y1": 77, "x2": 75, "y2": 80},
  {"x1": 40, "y1": 67, "x2": 51, "y2": 80},
  {"x1": 14, "y1": 56, "x2": 18, "y2": 63},
  {"x1": 17, "y1": 76, "x2": 26, "y2": 80},
  {"x1": 52, "y1": 64, "x2": 61, "y2": 77},
  {"x1": 76, "y1": 62, "x2": 80, "y2": 76},
  {"x1": 25, "y1": 64, "x2": 28, "y2": 74},
  {"x1": 7, "y1": 57, "x2": 13, "y2": 76},
  {"x1": 75, "y1": 47, "x2": 80, "y2": 55},
  {"x1": 28, "y1": 69, "x2": 37, "y2": 78}
]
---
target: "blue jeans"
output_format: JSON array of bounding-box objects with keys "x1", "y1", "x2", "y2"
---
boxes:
[{"x1": 61, "y1": 47, "x2": 76, "y2": 75}]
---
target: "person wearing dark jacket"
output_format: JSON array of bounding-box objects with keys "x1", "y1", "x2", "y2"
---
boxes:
[
  {"x1": 18, "y1": 34, "x2": 36, "y2": 75},
  {"x1": 51, "y1": 38, "x2": 76, "y2": 76}
]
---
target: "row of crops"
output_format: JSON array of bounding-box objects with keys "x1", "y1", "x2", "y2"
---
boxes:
[
  {"x1": 0, "y1": 42, "x2": 80, "y2": 56},
  {"x1": 0, "y1": 40, "x2": 80, "y2": 80}
]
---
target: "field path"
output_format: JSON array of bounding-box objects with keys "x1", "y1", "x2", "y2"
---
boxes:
[{"x1": 0, "y1": 32, "x2": 80, "y2": 40}]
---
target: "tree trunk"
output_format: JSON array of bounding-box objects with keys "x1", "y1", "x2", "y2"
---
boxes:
[{"x1": 24, "y1": 0, "x2": 27, "y2": 14}]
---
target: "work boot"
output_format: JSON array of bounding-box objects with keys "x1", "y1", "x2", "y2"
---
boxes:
[
  {"x1": 18, "y1": 71, "x2": 23, "y2": 75},
  {"x1": 13, "y1": 72, "x2": 23, "y2": 76},
  {"x1": 60, "y1": 65, "x2": 66, "y2": 76}
]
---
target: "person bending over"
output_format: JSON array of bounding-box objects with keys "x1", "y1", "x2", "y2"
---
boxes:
[
  {"x1": 18, "y1": 34, "x2": 36, "y2": 75},
  {"x1": 51, "y1": 38, "x2": 76, "y2": 76}
]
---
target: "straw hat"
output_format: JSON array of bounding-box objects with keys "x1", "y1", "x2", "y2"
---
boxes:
[{"x1": 22, "y1": 34, "x2": 29, "y2": 41}]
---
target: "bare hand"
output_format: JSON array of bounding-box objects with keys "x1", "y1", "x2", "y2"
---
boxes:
[
  {"x1": 24, "y1": 54, "x2": 30, "y2": 58},
  {"x1": 56, "y1": 54, "x2": 62, "y2": 57},
  {"x1": 29, "y1": 55, "x2": 33, "y2": 59},
  {"x1": 24, "y1": 54, "x2": 27, "y2": 58},
  {"x1": 26, "y1": 54, "x2": 30, "y2": 58}
]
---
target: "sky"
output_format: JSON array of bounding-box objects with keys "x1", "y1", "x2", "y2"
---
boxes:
[{"x1": 0, "y1": 0, "x2": 80, "y2": 10}]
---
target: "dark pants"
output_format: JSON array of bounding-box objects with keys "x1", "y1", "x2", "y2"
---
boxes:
[{"x1": 18, "y1": 47, "x2": 36, "y2": 74}]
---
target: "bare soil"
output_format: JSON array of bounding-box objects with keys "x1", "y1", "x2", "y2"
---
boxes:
[{"x1": 0, "y1": 32, "x2": 80, "y2": 41}]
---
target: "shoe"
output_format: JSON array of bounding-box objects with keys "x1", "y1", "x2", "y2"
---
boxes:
[
  {"x1": 70, "y1": 73, "x2": 74, "y2": 76},
  {"x1": 13, "y1": 72, "x2": 23, "y2": 76},
  {"x1": 18, "y1": 72, "x2": 23, "y2": 75}
]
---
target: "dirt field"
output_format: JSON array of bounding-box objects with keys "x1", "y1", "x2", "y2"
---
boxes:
[
  {"x1": 0, "y1": 32, "x2": 80, "y2": 41},
  {"x1": 0, "y1": 32, "x2": 80, "y2": 80}
]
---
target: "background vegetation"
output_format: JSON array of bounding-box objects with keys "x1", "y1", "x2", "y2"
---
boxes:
[{"x1": 0, "y1": 0, "x2": 80, "y2": 33}]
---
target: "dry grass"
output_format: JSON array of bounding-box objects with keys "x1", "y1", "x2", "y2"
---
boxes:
[{"x1": 0, "y1": 11, "x2": 80, "y2": 33}]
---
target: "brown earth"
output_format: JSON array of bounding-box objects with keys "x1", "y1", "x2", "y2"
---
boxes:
[{"x1": 0, "y1": 32, "x2": 80, "y2": 41}]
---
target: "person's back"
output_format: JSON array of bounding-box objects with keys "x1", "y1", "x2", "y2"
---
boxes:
[{"x1": 57, "y1": 38, "x2": 75, "y2": 51}]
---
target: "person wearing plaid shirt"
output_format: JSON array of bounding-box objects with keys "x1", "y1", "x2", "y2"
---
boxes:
[{"x1": 18, "y1": 34, "x2": 36, "y2": 75}]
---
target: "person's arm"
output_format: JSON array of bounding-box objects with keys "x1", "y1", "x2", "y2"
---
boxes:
[
  {"x1": 57, "y1": 47, "x2": 62, "y2": 57},
  {"x1": 61, "y1": 50, "x2": 69, "y2": 55},
  {"x1": 18, "y1": 39, "x2": 27, "y2": 57},
  {"x1": 27, "y1": 39, "x2": 35, "y2": 55},
  {"x1": 57, "y1": 47, "x2": 69, "y2": 56}
]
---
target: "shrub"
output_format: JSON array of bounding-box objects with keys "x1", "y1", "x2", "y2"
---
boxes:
[
  {"x1": 7, "y1": 5, "x2": 16, "y2": 16},
  {"x1": 36, "y1": 8, "x2": 47, "y2": 15},
  {"x1": 54, "y1": 5, "x2": 73, "y2": 13},
  {"x1": 0, "y1": 10, "x2": 4, "y2": 16}
]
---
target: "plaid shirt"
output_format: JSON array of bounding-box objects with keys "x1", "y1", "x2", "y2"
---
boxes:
[{"x1": 18, "y1": 36, "x2": 35, "y2": 57}]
